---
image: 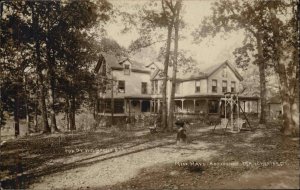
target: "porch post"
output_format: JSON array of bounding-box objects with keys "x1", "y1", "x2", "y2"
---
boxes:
[
  {"x1": 129, "y1": 100, "x2": 132, "y2": 118},
  {"x1": 206, "y1": 99, "x2": 209, "y2": 114},
  {"x1": 150, "y1": 100, "x2": 153, "y2": 113},
  {"x1": 124, "y1": 99, "x2": 127, "y2": 115},
  {"x1": 158, "y1": 100, "x2": 160, "y2": 113},
  {"x1": 139, "y1": 100, "x2": 143, "y2": 112},
  {"x1": 181, "y1": 99, "x2": 184, "y2": 112},
  {"x1": 193, "y1": 99, "x2": 196, "y2": 113}
]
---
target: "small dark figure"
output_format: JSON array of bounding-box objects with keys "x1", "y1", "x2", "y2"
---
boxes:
[
  {"x1": 126, "y1": 117, "x2": 131, "y2": 130},
  {"x1": 175, "y1": 120, "x2": 187, "y2": 143},
  {"x1": 149, "y1": 126, "x2": 157, "y2": 134},
  {"x1": 149, "y1": 114, "x2": 161, "y2": 134}
]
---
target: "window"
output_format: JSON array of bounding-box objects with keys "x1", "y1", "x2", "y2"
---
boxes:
[
  {"x1": 209, "y1": 100, "x2": 219, "y2": 113},
  {"x1": 105, "y1": 100, "x2": 111, "y2": 110},
  {"x1": 222, "y1": 66, "x2": 227, "y2": 78},
  {"x1": 118, "y1": 80, "x2": 125, "y2": 93},
  {"x1": 114, "y1": 100, "x2": 124, "y2": 113},
  {"x1": 151, "y1": 81, "x2": 154, "y2": 94},
  {"x1": 212, "y1": 79, "x2": 217, "y2": 93},
  {"x1": 222, "y1": 80, "x2": 227, "y2": 93},
  {"x1": 159, "y1": 83, "x2": 163, "y2": 94},
  {"x1": 124, "y1": 64, "x2": 130, "y2": 75},
  {"x1": 231, "y1": 81, "x2": 236, "y2": 92},
  {"x1": 141, "y1": 82, "x2": 147, "y2": 94},
  {"x1": 154, "y1": 80, "x2": 158, "y2": 94},
  {"x1": 195, "y1": 81, "x2": 200, "y2": 93}
]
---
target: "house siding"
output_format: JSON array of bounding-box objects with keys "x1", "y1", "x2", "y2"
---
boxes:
[
  {"x1": 180, "y1": 79, "x2": 207, "y2": 95},
  {"x1": 96, "y1": 58, "x2": 258, "y2": 116},
  {"x1": 207, "y1": 65, "x2": 240, "y2": 94},
  {"x1": 103, "y1": 70, "x2": 151, "y2": 98}
]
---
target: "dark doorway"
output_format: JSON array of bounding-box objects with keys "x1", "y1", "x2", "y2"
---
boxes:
[{"x1": 141, "y1": 101, "x2": 150, "y2": 112}]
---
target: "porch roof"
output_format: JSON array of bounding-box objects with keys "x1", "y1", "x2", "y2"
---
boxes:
[
  {"x1": 124, "y1": 95, "x2": 152, "y2": 99},
  {"x1": 173, "y1": 94, "x2": 260, "y2": 101}
]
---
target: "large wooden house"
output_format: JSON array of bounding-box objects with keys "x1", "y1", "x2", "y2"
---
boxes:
[{"x1": 94, "y1": 53, "x2": 259, "y2": 117}]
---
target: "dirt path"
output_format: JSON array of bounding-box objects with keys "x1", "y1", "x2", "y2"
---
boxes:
[
  {"x1": 2, "y1": 123, "x2": 299, "y2": 189},
  {"x1": 30, "y1": 132, "x2": 218, "y2": 189},
  {"x1": 215, "y1": 166, "x2": 299, "y2": 189}
]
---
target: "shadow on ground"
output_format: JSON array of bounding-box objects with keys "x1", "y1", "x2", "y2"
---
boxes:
[{"x1": 0, "y1": 126, "x2": 175, "y2": 189}]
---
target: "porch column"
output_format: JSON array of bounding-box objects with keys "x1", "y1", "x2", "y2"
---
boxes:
[
  {"x1": 124, "y1": 99, "x2": 127, "y2": 114},
  {"x1": 129, "y1": 100, "x2": 132, "y2": 117},
  {"x1": 243, "y1": 101, "x2": 246, "y2": 112},
  {"x1": 139, "y1": 100, "x2": 143, "y2": 112},
  {"x1": 158, "y1": 100, "x2": 161, "y2": 113},
  {"x1": 206, "y1": 99, "x2": 209, "y2": 114},
  {"x1": 181, "y1": 99, "x2": 184, "y2": 112},
  {"x1": 193, "y1": 99, "x2": 196, "y2": 113},
  {"x1": 150, "y1": 100, "x2": 153, "y2": 113}
]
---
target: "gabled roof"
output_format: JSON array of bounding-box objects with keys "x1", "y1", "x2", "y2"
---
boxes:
[
  {"x1": 177, "y1": 61, "x2": 243, "y2": 81},
  {"x1": 146, "y1": 62, "x2": 163, "y2": 70},
  {"x1": 150, "y1": 69, "x2": 161, "y2": 80},
  {"x1": 204, "y1": 61, "x2": 243, "y2": 81},
  {"x1": 94, "y1": 54, "x2": 106, "y2": 73},
  {"x1": 177, "y1": 70, "x2": 207, "y2": 81},
  {"x1": 94, "y1": 53, "x2": 150, "y2": 74}
]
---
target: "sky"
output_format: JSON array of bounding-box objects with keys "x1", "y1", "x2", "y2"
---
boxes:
[{"x1": 101, "y1": 0, "x2": 246, "y2": 70}]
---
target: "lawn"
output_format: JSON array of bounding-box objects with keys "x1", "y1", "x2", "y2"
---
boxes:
[{"x1": 0, "y1": 119, "x2": 299, "y2": 189}]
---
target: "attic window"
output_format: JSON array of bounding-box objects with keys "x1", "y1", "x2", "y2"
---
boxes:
[
  {"x1": 222, "y1": 80, "x2": 227, "y2": 93},
  {"x1": 222, "y1": 66, "x2": 227, "y2": 78},
  {"x1": 141, "y1": 82, "x2": 147, "y2": 94},
  {"x1": 195, "y1": 81, "x2": 200, "y2": 93},
  {"x1": 118, "y1": 80, "x2": 125, "y2": 93},
  {"x1": 212, "y1": 79, "x2": 217, "y2": 93},
  {"x1": 231, "y1": 81, "x2": 236, "y2": 92},
  {"x1": 124, "y1": 64, "x2": 130, "y2": 75}
]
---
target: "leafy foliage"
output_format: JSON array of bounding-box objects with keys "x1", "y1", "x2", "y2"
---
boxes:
[{"x1": 0, "y1": 0, "x2": 112, "y2": 131}]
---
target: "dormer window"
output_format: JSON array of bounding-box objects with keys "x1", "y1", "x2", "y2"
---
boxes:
[
  {"x1": 222, "y1": 80, "x2": 227, "y2": 93},
  {"x1": 231, "y1": 81, "x2": 236, "y2": 92},
  {"x1": 195, "y1": 81, "x2": 200, "y2": 93},
  {"x1": 222, "y1": 66, "x2": 227, "y2": 78},
  {"x1": 141, "y1": 82, "x2": 147, "y2": 94},
  {"x1": 118, "y1": 80, "x2": 125, "y2": 93},
  {"x1": 124, "y1": 64, "x2": 130, "y2": 75},
  {"x1": 212, "y1": 79, "x2": 217, "y2": 93}
]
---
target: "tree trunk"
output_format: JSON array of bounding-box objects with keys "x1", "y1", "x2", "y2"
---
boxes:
[
  {"x1": 31, "y1": 3, "x2": 50, "y2": 133},
  {"x1": 277, "y1": 64, "x2": 298, "y2": 136},
  {"x1": 65, "y1": 95, "x2": 70, "y2": 130},
  {"x1": 46, "y1": 52, "x2": 59, "y2": 132},
  {"x1": 23, "y1": 75, "x2": 31, "y2": 132},
  {"x1": 256, "y1": 34, "x2": 267, "y2": 124},
  {"x1": 69, "y1": 94, "x2": 76, "y2": 130},
  {"x1": 38, "y1": 72, "x2": 51, "y2": 133},
  {"x1": 34, "y1": 99, "x2": 38, "y2": 132},
  {"x1": 46, "y1": 3, "x2": 59, "y2": 133},
  {"x1": 270, "y1": 8, "x2": 299, "y2": 136},
  {"x1": 168, "y1": 4, "x2": 181, "y2": 131},
  {"x1": 48, "y1": 82, "x2": 58, "y2": 132},
  {"x1": 14, "y1": 96, "x2": 20, "y2": 137},
  {"x1": 161, "y1": 19, "x2": 174, "y2": 131}
]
